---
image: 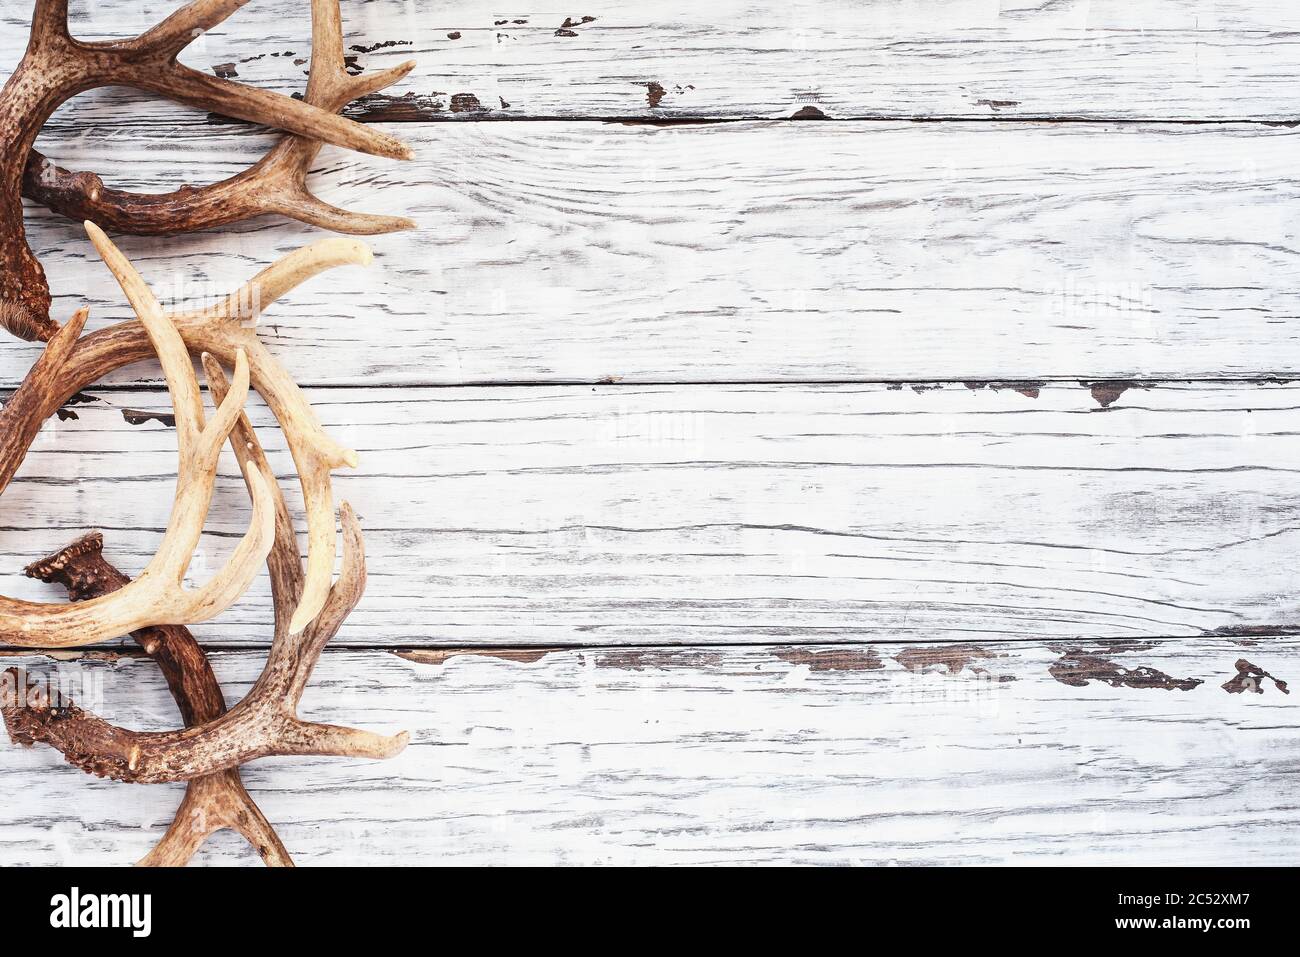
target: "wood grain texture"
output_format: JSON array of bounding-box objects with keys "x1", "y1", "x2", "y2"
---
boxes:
[
  {"x1": 7, "y1": 0, "x2": 1300, "y2": 125},
  {"x1": 8, "y1": 121, "x2": 1300, "y2": 386},
  {"x1": 3, "y1": 382, "x2": 1299, "y2": 648},
  {"x1": 3, "y1": 0, "x2": 1297, "y2": 868},
  {"x1": 2, "y1": 639, "x2": 1295, "y2": 865}
]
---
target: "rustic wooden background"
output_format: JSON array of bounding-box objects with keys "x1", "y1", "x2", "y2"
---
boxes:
[{"x1": 2, "y1": 0, "x2": 1298, "y2": 865}]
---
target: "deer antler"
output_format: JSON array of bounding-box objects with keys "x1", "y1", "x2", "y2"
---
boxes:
[
  {"x1": 24, "y1": 0, "x2": 417, "y2": 238},
  {"x1": 0, "y1": 222, "x2": 275, "y2": 647},
  {"x1": 0, "y1": 230, "x2": 371, "y2": 635},
  {"x1": 18, "y1": 533, "x2": 292, "y2": 867},
  {"x1": 0, "y1": 0, "x2": 413, "y2": 341},
  {"x1": 0, "y1": 0, "x2": 416, "y2": 864},
  {"x1": 4, "y1": 355, "x2": 408, "y2": 785}
]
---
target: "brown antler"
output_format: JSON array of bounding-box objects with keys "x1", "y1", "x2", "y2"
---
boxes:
[
  {"x1": 0, "y1": 223, "x2": 275, "y2": 647},
  {"x1": 4, "y1": 355, "x2": 408, "y2": 785},
  {"x1": 24, "y1": 0, "x2": 417, "y2": 238},
  {"x1": 0, "y1": 227, "x2": 371, "y2": 636},
  {"x1": 22, "y1": 533, "x2": 292, "y2": 867},
  {"x1": 0, "y1": 0, "x2": 413, "y2": 341}
]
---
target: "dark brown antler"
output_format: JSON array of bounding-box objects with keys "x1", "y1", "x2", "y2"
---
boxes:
[
  {"x1": 22, "y1": 533, "x2": 292, "y2": 867},
  {"x1": 23, "y1": 0, "x2": 417, "y2": 239},
  {"x1": 3, "y1": 355, "x2": 408, "y2": 784},
  {"x1": 0, "y1": 0, "x2": 414, "y2": 341}
]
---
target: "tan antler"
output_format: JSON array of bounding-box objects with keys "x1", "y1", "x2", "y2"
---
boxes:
[
  {"x1": 4, "y1": 357, "x2": 408, "y2": 785},
  {"x1": 18, "y1": 533, "x2": 292, "y2": 867},
  {"x1": 0, "y1": 231, "x2": 371, "y2": 636},
  {"x1": 0, "y1": 222, "x2": 274, "y2": 647},
  {"x1": 0, "y1": 0, "x2": 413, "y2": 341}
]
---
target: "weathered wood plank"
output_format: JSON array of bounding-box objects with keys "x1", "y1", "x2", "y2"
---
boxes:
[
  {"x1": 2, "y1": 639, "x2": 1295, "y2": 865},
  {"x1": 10, "y1": 121, "x2": 1300, "y2": 386},
  {"x1": 8, "y1": 1, "x2": 1300, "y2": 124},
  {"x1": 2, "y1": 382, "x2": 1299, "y2": 647}
]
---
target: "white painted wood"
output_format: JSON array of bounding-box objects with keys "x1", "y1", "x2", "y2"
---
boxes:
[
  {"x1": 2, "y1": 382, "x2": 1298, "y2": 647},
  {"x1": 2, "y1": 640, "x2": 1295, "y2": 865},
  {"x1": 9, "y1": 121, "x2": 1300, "y2": 386},
  {"x1": 6, "y1": 0, "x2": 1300, "y2": 124},
  {"x1": 2, "y1": 0, "x2": 1296, "y2": 869}
]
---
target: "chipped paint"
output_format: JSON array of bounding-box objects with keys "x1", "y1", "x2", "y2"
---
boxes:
[
  {"x1": 1083, "y1": 379, "x2": 1151, "y2": 409},
  {"x1": 1207, "y1": 624, "x2": 1296, "y2": 640},
  {"x1": 350, "y1": 91, "x2": 447, "y2": 121},
  {"x1": 121, "y1": 409, "x2": 176, "y2": 427},
  {"x1": 894, "y1": 644, "x2": 1013, "y2": 680},
  {"x1": 964, "y1": 380, "x2": 1045, "y2": 399},
  {"x1": 450, "y1": 93, "x2": 487, "y2": 113},
  {"x1": 773, "y1": 647, "x2": 883, "y2": 672},
  {"x1": 1049, "y1": 650, "x2": 1202, "y2": 691},
  {"x1": 349, "y1": 40, "x2": 412, "y2": 54},
  {"x1": 594, "y1": 648, "x2": 724, "y2": 671},
  {"x1": 556, "y1": 16, "x2": 596, "y2": 37},
  {"x1": 791, "y1": 105, "x2": 827, "y2": 120},
  {"x1": 1045, "y1": 639, "x2": 1158, "y2": 655},
  {"x1": 1221, "y1": 658, "x2": 1289, "y2": 695},
  {"x1": 395, "y1": 648, "x2": 551, "y2": 667}
]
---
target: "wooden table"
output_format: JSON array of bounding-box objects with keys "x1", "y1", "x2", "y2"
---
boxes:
[{"x1": 1, "y1": 0, "x2": 1297, "y2": 865}]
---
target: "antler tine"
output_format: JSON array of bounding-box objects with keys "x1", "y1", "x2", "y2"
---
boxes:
[
  {"x1": 0, "y1": 0, "x2": 413, "y2": 341},
  {"x1": 189, "y1": 237, "x2": 374, "y2": 327},
  {"x1": 138, "y1": 773, "x2": 292, "y2": 867},
  {"x1": 29, "y1": 0, "x2": 70, "y2": 41},
  {"x1": 137, "y1": 67, "x2": 412, "y2": 162},
  {"x1": 17, "y1": 533, "x2": 293, "y2": 867},
  {"x1": 24, "y1": 0, "x2": 418, "y2": 238},
  {"x1": 83, "y1": 222, "x2": 207, "y2": 446},
  {"x1": 131, "y1": 0, "x2": 253, "y2": 59},
  {"x1": 1, "y1": 358, "x2": 408, "y2": 785}
]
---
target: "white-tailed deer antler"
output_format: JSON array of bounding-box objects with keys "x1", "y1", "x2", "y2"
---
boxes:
[
  {"x1": 4, "y1": 356, "x2": 408, "y2": 786},
  {"x1": 0, "y1": 222, "x2": 275, "y2": 647},
  {"x1": 0, "y1": 231, "x2": 372, "y2": 636},
  {"x1": 0, "y1": 0, "x2": 416, "y2": 865},
  {"x1": 25, "y1": 0, "x2": 416, "y2": 239},
  {"x1": 15, "y1": 532, "x2": 293, "y2": 866},
  {"x1": 1, "y1": 0, "x2": 414, "y2": 341}
]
